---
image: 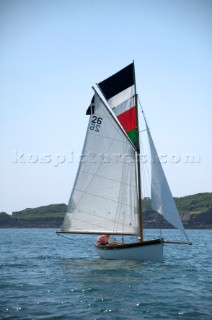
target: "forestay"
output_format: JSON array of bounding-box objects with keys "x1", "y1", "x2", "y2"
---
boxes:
[{"x1": 62, "y1": 93, "x2": 139, "y2": 235}]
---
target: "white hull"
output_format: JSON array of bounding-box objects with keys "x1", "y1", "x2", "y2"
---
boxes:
[{"x1": 95, "y1": 239, "x2": 163, "y2": 262}]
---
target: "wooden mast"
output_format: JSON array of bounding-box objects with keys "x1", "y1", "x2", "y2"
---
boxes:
[{"x1": 133, "y1": 62, "x2": 143, "y2": 242}]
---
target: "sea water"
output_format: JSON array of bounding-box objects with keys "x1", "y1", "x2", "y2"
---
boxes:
[{"x1": 0, "y1": 229, "x2": 211, "y2": 320}]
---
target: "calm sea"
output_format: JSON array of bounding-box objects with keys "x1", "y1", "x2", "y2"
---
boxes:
[{"x1": 0, "y1": 229, "x2": 211, "y2": 320}]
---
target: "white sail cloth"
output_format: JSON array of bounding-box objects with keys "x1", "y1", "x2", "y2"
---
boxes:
[
  {"x1": 62, "y1": 93, "x2": 139, "y2": 235},
  {"x1": 147, "y1": 128, "x2": 189, "y2": 241}
]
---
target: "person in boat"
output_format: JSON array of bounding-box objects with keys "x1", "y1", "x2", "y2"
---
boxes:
[{"x1": 97, "y1": 234, "x2": 110, "y2": 245}]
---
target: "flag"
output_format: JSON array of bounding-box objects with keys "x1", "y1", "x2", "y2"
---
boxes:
[{"x1": 98, "y1": 63, "x2": 137, "y2": 146}]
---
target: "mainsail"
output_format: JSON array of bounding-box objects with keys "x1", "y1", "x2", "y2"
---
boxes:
[
  {"x1": 147, "y1": 127, "x2": 189, "y2": 241},
  {"x1": 62, "y1": 93, "x2": 139, "y2": 235}
]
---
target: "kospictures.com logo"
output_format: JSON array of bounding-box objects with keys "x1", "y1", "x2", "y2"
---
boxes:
[{"x1": 11, "y1": 151, "x2": 201, "y2": 167}]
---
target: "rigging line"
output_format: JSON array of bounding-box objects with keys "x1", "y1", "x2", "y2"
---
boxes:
[
  {"x1": 70, "y1": 214, "x2": 137, "y2": 231},
  {"x1": 137, "y1": 100, "x2": 151, "y2": 197},
  {"x1": 140, "y1": 168, "x2": 148, "y2": 200},
  {"x1": 113, "y1": 153, "x2": 132, "y2": 234},
  {"x1": 138, "y1": 98, "x2": 159, "y2": 200},
  {"x1": 57, "y1": 233, "x2": 74, "y2": 241},
  {"x1": 138, "y1": 98, "x2": 163, "y2": 237},
  {"x1": 81, "y1": 150, "x2": 135, "y2": 165},
  {"x1": 138, "y1": 98, "x2": 150, "y2": 130},
  {"x1": 138, "y1": 98, "x2": 187, "y2": 240},
  {"x1": 71, "y1": 207, "x2": 137, "y2": 228},
  {"x1": 74, "y1": 188, "x2": 136, "y2": 208},
  {"x1": 80, "y1": 169, "x2": 136, "y2": 188},
  {"x1": 89, "y1": 129, "x2": 132, "y2": 145},
  {"x1": 122, "y1": 143, "x2": 138, "y2": 235},
  {"x1": 139, "y1": 96, "x2": 164, "y2": 205},
  {"x1": 69, "y1": 216, "x2": 120, "y2": 231},
  {"x1": 139, "y1": 126, "x2": 150, "y2": 199},
  {"x1": 141, "y1": 164, "x2": 148, "y2": 197}
]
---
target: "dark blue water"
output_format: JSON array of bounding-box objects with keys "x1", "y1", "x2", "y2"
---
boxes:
[{"x1": 0, "y1": 229, "x2": 211, "y2": 319}]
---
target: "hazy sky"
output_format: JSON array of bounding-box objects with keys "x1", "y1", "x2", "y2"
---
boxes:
[{"x1": 1, "y1": 0, "x2": 212, "y2": 214}]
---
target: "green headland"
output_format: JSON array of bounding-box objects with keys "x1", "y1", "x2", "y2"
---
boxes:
[{"x1": 0, "y1": 193, "x2": 211, "y2": 229}]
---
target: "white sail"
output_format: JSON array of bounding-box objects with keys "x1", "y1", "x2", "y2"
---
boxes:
[
  {"x1": 147, "y1": 128, "x2": 189, "y2": 241},
  {"x1": 62, "y1": 93, "x2": 139, "y2": 235}
]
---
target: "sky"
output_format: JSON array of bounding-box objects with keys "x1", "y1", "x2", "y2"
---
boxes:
[{"x1": 1, "y1": 0, "x2": 212, "y2": 214}]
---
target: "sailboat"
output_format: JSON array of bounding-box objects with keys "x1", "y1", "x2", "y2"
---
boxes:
[{"x1": 57, "y1": 63, "x2": 191, "y2": 261}]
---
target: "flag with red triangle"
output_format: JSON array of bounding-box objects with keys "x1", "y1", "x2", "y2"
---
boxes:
[{"x1": 98, "y1": 63, "x2": 137, "y2": 147}]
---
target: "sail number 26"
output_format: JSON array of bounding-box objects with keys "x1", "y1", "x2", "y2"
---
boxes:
[{"x1": 90, "y1": 116, "x2": 102, "y2": 132}]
